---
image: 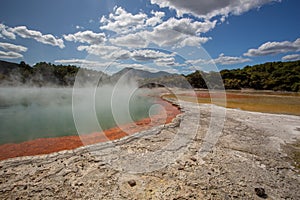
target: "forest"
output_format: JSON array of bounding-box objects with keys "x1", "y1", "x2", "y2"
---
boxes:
[
  {"x1": 0, "y1": 61, "x2": 107, "y2": 87},
  {"x1": 0, "y1": 60, "x2": 299, "y2": 91},
  {"x1": 186, "y1": 60, "x2": 300, "y2": 92}
]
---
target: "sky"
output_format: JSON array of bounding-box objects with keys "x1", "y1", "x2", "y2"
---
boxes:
[{"x1": 0, "y1": 0, "x2": 299, "y2": 74}]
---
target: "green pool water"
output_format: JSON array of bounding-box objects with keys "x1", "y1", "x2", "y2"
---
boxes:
[{"x1": 0, "y1": 87, "x2": 155, "y2": 145}]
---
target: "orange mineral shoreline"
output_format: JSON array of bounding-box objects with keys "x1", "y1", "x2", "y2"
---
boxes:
[{"x1": 0, "y1": 97, "x2": 180, "y2": 161}]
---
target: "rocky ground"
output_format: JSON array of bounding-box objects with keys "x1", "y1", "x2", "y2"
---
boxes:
[{"x1": 0, "y1": 97, "x2": 300, "y2": 199}]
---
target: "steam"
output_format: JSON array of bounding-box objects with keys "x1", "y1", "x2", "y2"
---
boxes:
[
  {"x1": 0, "y1": 81, "x2": 156, "y2": 145},
  {"x1": 0, "y1": 87, "x2": 74, "y2": 144}
]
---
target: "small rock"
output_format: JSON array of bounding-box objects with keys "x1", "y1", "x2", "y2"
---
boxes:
[
  {"x1": 190, "y1": 157, "x2": 197, "y2": 162},
  {"x1": 128, "y1": 180, "x2": 136, "y2": 187},
  {"x1": 255, "y1": 187, "x2": 268, "y2": 199}
]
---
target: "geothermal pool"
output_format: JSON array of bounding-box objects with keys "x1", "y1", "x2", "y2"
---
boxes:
[{"x1": 0, "y1": 87, "x2": 157, "y2": 145}]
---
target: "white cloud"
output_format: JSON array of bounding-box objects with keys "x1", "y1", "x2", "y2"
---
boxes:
[
  {"x1": 109, "y1": 32, "x2": 148, "y2": 48},
  {"x1": 77, "y1": 44, "x2": 178, "y2": 64},
  {"x1": 0, "y1": 50, "x2": 23, "y2": 59},
  {"x1": 145, "y1": 11, "x2": 165, "y2": 26},
  {"x1": 178, "y1": 36, "x2": 211, "y2": 48},
  {"x1": 9, "y1": 26, "x2": 65, "y2": 48},
  {"x1": 101, "y1": 7, "x2": 214, "y2": 49},
  {"x1": 282, "y1": 54, "x2": 300, "y2": 61},
  {"x1": 150, "y1": 0, "x2": 280, "y2": 19},
  {"x1": 75, "y1": 25, "x2": 84, "y2": 30},
  {"x1": 244, "y1": 38, "x2": 300, "y2": 57},
  {"x1": 77, "y1": 44, "x2": 131, "y2": 60},
  {"x1": 186, "y1": 59, "x2": 204, "y2": 65},
  {"x1": 154, "y1": 57, "x2": 175, "y2": 66},
  {"x1": 213, "y1": 53, "x2": 251, "y2": 65},
  {"x1": 78, "y1": 44, "x2": 120, "y2": 55},
  {"x1": 156, "y1": 17, "x2": 216, "y2": 36},
  {"x1": 0, "y1": 24, "x2": 16, "y2": 39},
  {"x1": 138, "y1": 18, "x2": 214, "y2": 48},
  {"x1": 0, "y1": 41, "x2": 27, "y2": 59},
  {"x1": 55, "y1": 59, "x2": 113, "y2": 68},
  {"x1": 153, "y1": 57, "x2": 184, "y2": 67},
  {"x1": 187, "y1": 53, "x2": 251, "y2": 65},
  {"x1": 141, "y1": 29, "x2": 209, "y2": 48},
  {"x1": 130, "y1": 49, "x2": 173, "y2": 61},
  {"x1": 64, "y1": 30, "x2": 106, "y2": 44},
  {"x1": 100, "y1": 6, "x2": 147, "y2": 34},
  {"x1": 112, "y1": 49, "x2": 132, "y2": 60},
  {"x1": 0, "y1": 42, "x2": 27, "y2": 52}
]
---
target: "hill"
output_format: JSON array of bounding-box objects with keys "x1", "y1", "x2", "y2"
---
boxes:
[
  {"x1": 184, "y1": 60, "x2": 300, "y2": 92},
  {"x1": 220, "y1": 60, "x2": 300, "y2": 91},
  {"x1": 0, "y1": 59, "x2": 299, "y2": 91},
  {"x1": 111, "y1": 67, "x2": 174, "y2": 80},
  {"x1": 0, "y1": 61, "x2": 108, "y2": 87},
  {"x1": 0, "y1": 60, "x2": 20, "y2": 74}
]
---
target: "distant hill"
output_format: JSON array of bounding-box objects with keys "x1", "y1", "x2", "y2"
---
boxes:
[
  {"x1": 0, "y1": 61, "x2": 175, "y2": 87},
  {"x1": 184, "y1": 60, "x2": 300, "y2": 92},
  {"x1": 0, "y1": 60, "x2": 20, "y2": 74},
  {"x1": 111, "y1": 67, "x2": 174, "y2": 80},
  {"x1": 219, "y1": 60, "x2": 300, "y2": 91}
]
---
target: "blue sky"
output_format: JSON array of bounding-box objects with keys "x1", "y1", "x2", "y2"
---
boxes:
[{"x1": 0, "y1": 0, "x2": 299, "y2": 74}]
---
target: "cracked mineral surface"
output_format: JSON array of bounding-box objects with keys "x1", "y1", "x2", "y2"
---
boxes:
[{"x1": 0, "y1": 97, "x2": 300, "y2": 199}]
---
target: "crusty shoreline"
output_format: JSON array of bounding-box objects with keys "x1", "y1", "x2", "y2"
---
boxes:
[{"x1": 1, "y1": 98, "x2": 300, "y2": 199}]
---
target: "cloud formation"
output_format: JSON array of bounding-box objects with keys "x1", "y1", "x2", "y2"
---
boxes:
[
  {"x1": 100, "y1": 7, "x2": 167, "y2": 35},
  {"x1": 0, "y1": 42, "x2": 27, "y2": 52},
  {"x1": 64, "y1": 31, "x2": 106, "y2": 44},
  {"x1": 0, "y1": 24, "x2": 16, "y2": 39},
  {"x1": 145, "y1": 11, "x2": 165, "y2": 26},
  {"x1": 109, "y1": 33, "x2": 148, "y2": 48},
  {"x1": 77, "y1": 44, "x2": 131, "y2": 60},
  {"x1": 187, "y1": 53, "x2": 251, "y2": 66},
  {"x1": 141, "y1": 28, "x2": 210, "y2": 48},
  {"x1": 154, "y1": 57, "x2": 176, "y2": 66},
  {"x1": 100, "y1": 6, "x2": 147, "y2": 34},
  {"x1": 0, "y1": 50, "x2": 23, "y2": 59},
  {"x1": 77, "y1": 44, "x2": 177, "y2": 64},
  {"x1": 9, "y1": 26, "x2": 65, "y2": 48},
  {"x1": 109, "y1": 17, "x2": 213, "y2": 49},
  {"x1": 282, "y1": 54, "x2": 300, "y2": 61},
  {"x1": 130, "y1": 49, "x2": 173, "y2": 61},
  {"x1": 244, "y1": 38, "x2": 300, "y2": 57},
  {"x1": 55, "y1": 59, "x2": 113, "y2": 68},
  {"x1": 150, "y1": 0, "x2": 280, "y2": 19},
  {"x1": 142, "y1": 17, "x2": 214, "y2": 47},
  {"x1": 156, "y1": 17, "x2": 216, "y2": 36},
  {"x1": 213, "y1": 53, "x2": 251, "y2": 65}
]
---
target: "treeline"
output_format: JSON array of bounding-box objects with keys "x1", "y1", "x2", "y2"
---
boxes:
[
  {"x1": 186, "y1": 60, "x2": 300, "y2": 92},
  {"x1": 0, "y1": 61, "x2": 107, "y2": 87},
  {"x1": 0, "y1": 60, "x2": 299, "y2": 91}
]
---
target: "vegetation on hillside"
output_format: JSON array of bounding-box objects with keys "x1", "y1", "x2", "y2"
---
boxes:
[
  {"x1": 0, "y1": 61, "x2": 107, "y2": 87},
  {"x1": 185, "y1": 60, "x2": 300, "y2": 92},
  {"x1": 0, "y1": 60, "x2": 299, "y2": 91}
]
